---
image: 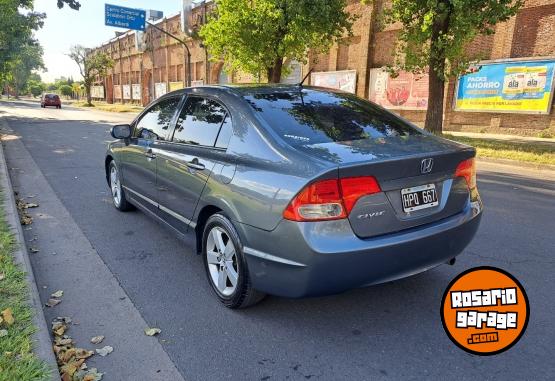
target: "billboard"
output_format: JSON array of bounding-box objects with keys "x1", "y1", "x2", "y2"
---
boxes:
[
  {"x1": 113, "y1": 85, "x2": 122, "y2": 100},
  {"x1": 311, "y1": 70, "x2": 357, "y2": 94},
  {"x1": 369, "y1": 68, "x2": 429, "y2": 110},
  {"x1": 91, "y1": 86, "x2": 104, "y2": 99},
  {"x1": 131, "y1": 84, "x2": 141, "y2": 100},
  {"x1": 122, "y1": 85, "x2": 131, "y2": 100},
  {"x1": 169, "y1": 81, "x2": 184, "y2": 92},
  {"x1": 454, "y1": 59, "x2": 555, "y2": 114},
  {"x1": 154, "y1": 82, "x2": 167, "y2": 99}
]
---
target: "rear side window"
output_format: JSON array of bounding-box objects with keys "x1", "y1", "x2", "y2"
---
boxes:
[
  {"x1": 134, "y1": 97, "x2": 181, "y2": 140},
  {"x1": 244, "y1": 89, "x2": 421, "y2": 147},
  {"x1": 173, "y1": 97, "x2": 230, "y2": 148}
]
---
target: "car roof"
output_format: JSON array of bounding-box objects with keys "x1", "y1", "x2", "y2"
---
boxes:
[{"x1": 163, "y1": 84, "x2": 346, "y2": 99}]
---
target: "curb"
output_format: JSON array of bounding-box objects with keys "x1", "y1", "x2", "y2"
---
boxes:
[
  {"x1": 0, "y1": 118, "x2": 60, "y2": 381},
  {"x1": 476, "y1": 157, "x2": 555, "y2": 172}
]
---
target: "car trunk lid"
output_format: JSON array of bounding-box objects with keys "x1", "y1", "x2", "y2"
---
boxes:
[{"x1": 299, "y1": 135, "x2": 475, "y2": 238}]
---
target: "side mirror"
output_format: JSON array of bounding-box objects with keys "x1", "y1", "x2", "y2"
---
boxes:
[{"x1": 111, "y1": 124, "x2": 131, "y2": 139}]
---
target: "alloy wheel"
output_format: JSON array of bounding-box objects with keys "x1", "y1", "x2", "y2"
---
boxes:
[
  {"x1": 110, "y1": 165, "x2": 121, "y2": 207},
  {"x1": 206, "y1": 226, "x2": 239, "y2": 296}
]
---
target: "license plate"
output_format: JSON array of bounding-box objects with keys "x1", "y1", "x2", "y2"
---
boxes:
[{"x1": 401, "y1": 183, "x2": 438, "y2": 213}]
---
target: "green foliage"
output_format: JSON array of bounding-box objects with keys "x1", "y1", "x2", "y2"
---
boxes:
[
  {"x1": 57, "y1": 0, "x2": 80, "y2": 10},
  {"x1": 377, "y1": 0, "x2": 523, "y2": 79},
  {"x1": 59, "y1": 84, "x2": 72, "y2": 97},
  {"x1": 6, "y1": 42, "x2": 44, "y2": 97},
  {"x1": 29, "y1": 84, "x2": 43, "y2": 97},
  {"x1": 0, "y1": 205, "x2": 50, "y2": 380},
  {"x1": 68, "y1": 45, "x2": 113, "y2": 105},
  {"x1": 200, "y1": 0, "x2": 354, "y2": 82},
  {"x1": 0, "y1": 0, "x2": 45, "y2": 84}
]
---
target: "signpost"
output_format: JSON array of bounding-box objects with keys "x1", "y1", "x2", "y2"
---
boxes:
[
  {"x1": 105, "y1": 4, "x2": 146, "y2": 31},
  {"x1": 104, "y1": 3, "x2": 192, "y2": 87}
]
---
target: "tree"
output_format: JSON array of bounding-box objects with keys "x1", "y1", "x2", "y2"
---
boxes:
[
  {"x1": 8, "y1": 42, "x2": 44, "y2": 98},
  {"x1": 200, "y1": 0, "x2": 355, "y2": 83},
  {"x1": 0, "y1": 0, "x2": 45, "y2": 88},
  {"x1": 57, "y1": 0, "x2": 80, "y2": 10},
  {"x1": 68, "y1": 45, "x2": 113, "y2": 106},
  {"x1": 377, "y1": 0, "x2": 523, "y2": 134},
  {"x1": 59, "y1": 84, "x2": 72, "y2": 97}
]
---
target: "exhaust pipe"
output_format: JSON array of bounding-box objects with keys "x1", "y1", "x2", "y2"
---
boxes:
[{"x1": 446, "y1": 257, "x2": 456, "y2": 266}]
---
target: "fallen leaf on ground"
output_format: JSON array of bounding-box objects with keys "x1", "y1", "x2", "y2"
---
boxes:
[
  {"x1": 26, "y1": 202, "x2": 39, "y2": 208},
  {"x1": 56, "y1": 316, "x2": 72, "y2": 324},
  {"x1": 1, "y1": 308, "x2": 14, "y2": 325},
  {"x1": 0, "y1": 329, "x2": 7, "y2": 337},
  {"x1": 0, "y1": 272, "x2": 5, "y2": 281},
  {"x1": 95, "y1": 346, "x2": 113, "y2": 357},
  {"x1": 75, "y1": 368, "x2": 103, "y2": 381},
  {"x1": 144, "y1": 327, "x2": 161, "y2": 336},
  {"x1": 46, "y1": 298, "x2": 61, "y2": 307},
  {"x1": 90, "y1": 335, "x2": 104, "y2": 344},
  {"x1": 75, "y1": 348, "x2": 94, "y2": 360},
  {"x1": 55, "y1": 337, "x2": 73, "y2": 346},
  {"x1": 51, "y1": 290, "x2": 64, "y2": 298},
  {"x1": 52, "y1": 321, "x2": 67, "y2": 336},
  {"x1": 29, "y1": 246, "x2": 39, "y2": 253},
  {"x1": 20, "y1": 214, "x2": 33, "y2": 225}
]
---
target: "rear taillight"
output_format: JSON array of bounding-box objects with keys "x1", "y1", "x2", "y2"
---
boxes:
[
  {"x1": 283, "y1": 176, "x2": 381, "y2": 222},
  {"x1": 455, "y1": 158, "x2": 476, "y2": 189}
]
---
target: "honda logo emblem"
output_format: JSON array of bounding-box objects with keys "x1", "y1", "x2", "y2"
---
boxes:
[{"x1": 421, "y1": 158, "x2": 434, "y2": 174}]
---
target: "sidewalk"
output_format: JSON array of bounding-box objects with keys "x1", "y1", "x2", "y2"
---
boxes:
[{"x1": 1, "y1": 117, "x2": 185, "y2": 381}]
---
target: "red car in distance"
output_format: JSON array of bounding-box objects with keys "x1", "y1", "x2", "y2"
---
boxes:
[{"x1": 41, "y1": 93, "x2": 62, "y2": 109}]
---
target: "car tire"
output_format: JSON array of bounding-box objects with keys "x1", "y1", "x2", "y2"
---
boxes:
[
  {"x1": 202, "y1": 214, "x2": 265, "y2": 309},
  {"x1": 108, "y1": 160, "x2": 133, "y2": 211}
]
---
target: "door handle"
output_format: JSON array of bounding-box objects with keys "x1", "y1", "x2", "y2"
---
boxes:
[
  {"x1": 186, "y1": 158, "x2": 205, "y2": 170},
  {"x1": 145, "y1": 149, "x2": 156, "y2": 160}
]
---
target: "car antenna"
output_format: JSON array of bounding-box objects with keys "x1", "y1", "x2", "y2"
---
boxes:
[{"x1": 298, "y1": 68, "x2": 313, "y2": 87}]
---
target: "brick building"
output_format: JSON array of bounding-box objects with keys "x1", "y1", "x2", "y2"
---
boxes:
[{"x1": 90, "y1": 0, "x2": 555, "y2": 135}]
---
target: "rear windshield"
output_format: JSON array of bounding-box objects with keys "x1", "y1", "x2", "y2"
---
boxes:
[
  {"x1": 46, "y1": 94, "x2": 59, "y2": 99},
  {"x1": 244, "y1": 89, "x2": 421, "y2": 146}
]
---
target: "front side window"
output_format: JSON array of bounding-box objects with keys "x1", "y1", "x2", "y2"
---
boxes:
[
  {"x1": 134, "y1": 97, "x2": 181, "y2": 140},
  {"x1": 173, "y1": 97, "x2": 229, "y2": 147}
]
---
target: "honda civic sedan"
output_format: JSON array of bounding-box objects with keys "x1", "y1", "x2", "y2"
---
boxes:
[{"x1": 105, "y1": 85, "x2": 482, "y2": 308}]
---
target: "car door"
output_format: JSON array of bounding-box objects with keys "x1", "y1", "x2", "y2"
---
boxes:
[
  {"x1": 120, "y1": 96, "x2": 182, "y2": 213},
  {"x1": 156, "y1": 95, "x2": 233, "y2": 232}
]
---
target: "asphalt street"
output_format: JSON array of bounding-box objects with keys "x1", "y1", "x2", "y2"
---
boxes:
[{"x1": 1, "y1": 99, "x2": 554, "y2": 380}]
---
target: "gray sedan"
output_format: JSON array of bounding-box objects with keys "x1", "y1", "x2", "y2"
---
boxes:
[{"x1": 105, "y1": 85, "x2": 482, "y2": 308}]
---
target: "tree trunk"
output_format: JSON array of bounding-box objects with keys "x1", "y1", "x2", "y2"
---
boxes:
[
  {"x1": 268, "y1": 57, "x2": 283, "y2": 83},
  {"x1": 85, "y1": 83, "x2": 92, "y2": 106},
  {"x1": 424, "y1": 2, "x2": 451, "y2": 135},
  {"x1": 424, "y1": 68, "x2": 445, "y2": 135}
]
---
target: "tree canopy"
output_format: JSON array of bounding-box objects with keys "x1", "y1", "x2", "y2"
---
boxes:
[
  {"x1": 57, "y1": 0, "x2": 80, "y2": 10},
  {"x1": 68, "y1": 45, "x2": 113, "y2": 105},
  {"x1": 377, "y1": 0, "x2": 523, "y2": 133},
  {"x1": 200, "y1": 0, "x2": 355, "y2": 83},
  {"x1": 0, "y1": 0, "x2": 45, "y2": 96}
]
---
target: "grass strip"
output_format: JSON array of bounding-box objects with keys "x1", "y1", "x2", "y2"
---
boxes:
[
  {"x1": 444, "y1": 134, "x2": 555, "y2": 165},
  {"x1": 0, "y1": 195, "x2": 50, "y2": 381}
]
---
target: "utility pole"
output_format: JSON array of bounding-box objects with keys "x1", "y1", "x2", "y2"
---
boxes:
[{"x1": 146, "y1": 21, "x2": 192, "y2": 87}]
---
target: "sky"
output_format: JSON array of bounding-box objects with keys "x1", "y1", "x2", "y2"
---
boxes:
[{"x1": 34, "y1": 0, "x2": 182, "y2": 82}]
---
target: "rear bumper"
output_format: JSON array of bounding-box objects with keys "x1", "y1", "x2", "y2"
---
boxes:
[{"x1": 240, "y1": 200, "x2": 482, "y2": 298}]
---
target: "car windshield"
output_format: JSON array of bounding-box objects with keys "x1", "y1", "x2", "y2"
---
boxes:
[{"x1": 243, "y1": 89, "x2": 421, "y2": 147}]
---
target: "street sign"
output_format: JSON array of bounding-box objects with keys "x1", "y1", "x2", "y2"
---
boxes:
[{"x1": 105, "y1": 4, "x2": 146, "y2": 31}]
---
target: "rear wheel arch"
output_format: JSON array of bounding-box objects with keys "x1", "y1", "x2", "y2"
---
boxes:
[
  {"x1": 195, "y1": 205, "x2": 223, "y2": 254},
  {"x1": 105, "y1": 155, "x2": 114, "y2": 185}
]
